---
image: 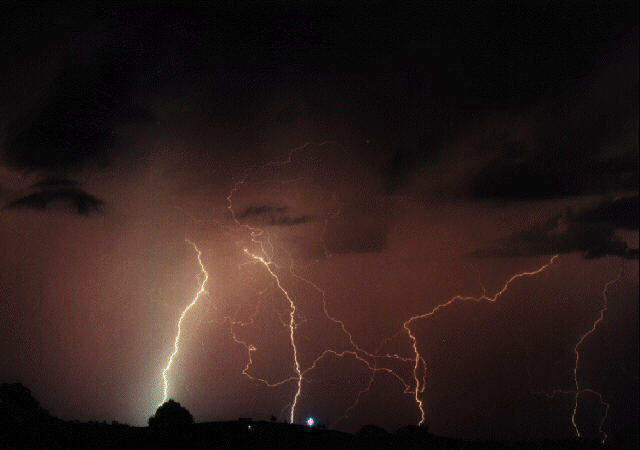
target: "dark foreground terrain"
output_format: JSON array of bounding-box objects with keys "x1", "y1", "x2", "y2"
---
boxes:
[
  {"x1": 2, "y1": 383, "x2": 637, "y2": 449},
  {"x1": 4, "y1": 419, "x2": 637, "y2": 449}
]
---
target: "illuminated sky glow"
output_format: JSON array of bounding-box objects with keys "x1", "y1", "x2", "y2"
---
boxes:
[{"x1": 0, "y1": 2, "x2": 637, "y2": 443}]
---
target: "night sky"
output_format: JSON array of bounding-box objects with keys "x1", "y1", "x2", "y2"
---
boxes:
[{"x1": 0, "y1": 1, "x2": 638, "y2": 442}]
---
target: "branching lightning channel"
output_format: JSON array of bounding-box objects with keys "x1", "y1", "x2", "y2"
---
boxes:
[
  {"x1": 225, "y1": 141, "x2": 413, "y2": 425},
  {"x1": 225, "y1": 287, "x2": 298, "y2": 388},
  {"x1": 221, "y1": 143, "x2": 566, "y2": 431},
  {"x1": 242, "y1": 248, "x2": 303, "y2": 424},
  {"x1": 400, "y1": 255, "x2": 559, "y2": 426},
  {"x1": 168, "y1": 141, "x2": 627, "y2": 438},
  {"x1": 224, "y1": 142, "x2": 352, "y2": 424},
  {"x1": 159, "y1": 239, "x2": 209, "y2": 406},
  {"x1": 568, "y1": 265, "x2": 623, "y2": 442},
  {"x1": 536, "y1": 265, "x2": 623, "y2": 443},
  {"x1": 533, "y1": 266, "x2": 624, "y2": 443}
]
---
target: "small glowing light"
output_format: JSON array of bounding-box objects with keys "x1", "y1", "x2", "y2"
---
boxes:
[
  {"x1": 247, "y1": 425, "x2": 252, "y2": 430},
  {"x1": 306, "y1": 417, "x2": 315, "y2": 427}
]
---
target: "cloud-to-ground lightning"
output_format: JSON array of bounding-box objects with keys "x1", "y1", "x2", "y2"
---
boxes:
[
  {"x1": 242, "y1": 248, "x2": 303, "y2": 423},
  {"x1": 223, "y1": 142, "x2": 418, "y2": 425},
  {"x1": 224, "y1": 142, "x2": 350, "y2": 423},
  {"x1": 539, "y1": 265, "x2": 624, "y2": 443},
  {"x1": 570, "y1": 268, "x2": 623, "y2": 442},
  {"x1": 223, "y1": 146, "x2": 568, "y2": 430},
  {"x1": 217, "y1": 144, "x2": 568, "y2": 430},
  {"x1": 163, "y1": 141, "x2": 629, "y2": 439},
  {"x1": 397, "y1": 255, "x2": 559, "y2": 426},
  {"x1": 159, "y1": 239, "x2": 209, "y2": 406}
]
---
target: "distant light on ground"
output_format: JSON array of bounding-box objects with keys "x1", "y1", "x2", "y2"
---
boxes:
[{"x1": 306, "y1": 417, "x2": 315, "y2": 427}]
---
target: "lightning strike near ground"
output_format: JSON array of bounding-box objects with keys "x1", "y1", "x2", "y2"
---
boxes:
[
  {"x1": 159, "y1": 239, "x2": 209, "y2": 406},
  {"x1": 156, "y1": 141, "x2": 635, "y2": 440},
  {"x1": 555, "y1": 266, "x2": 623, "y2": 443},
  {"x1": 3, "y1": 4, "x2": 637, "y2": 446},
  {"x1": 531, "y1": 265, "x2": 625, "y2": 443},
  {"x1": 216, "y1": 144, "x2": 580, "y2": 431},
  {"x1": 242, "y1": 248, "x2": 303, "y2": 423},
  {"x1": 221, "y1": 143, "x2": 420, "y2": 425},
  {"x1": 396, "y1": 255, "x2": 559, "y2": 426}
]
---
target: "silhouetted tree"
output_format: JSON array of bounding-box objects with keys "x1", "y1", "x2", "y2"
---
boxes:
[
  {"x1": 270, "y1": 415, "x2": 277, "y2": 423},
  {"x1": 148, "y1": 400, "x2": 193, "y2": 429}
]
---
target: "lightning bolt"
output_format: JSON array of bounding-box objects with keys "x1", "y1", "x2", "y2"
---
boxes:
[
  {"x1": 163, "y1": 141, "x2": 626, "y2": 439},
  {"x1": 242, "y1": 248, "x2": 303, "y2": 423},
  {"x1": 400, "y1": 255, "x2": 559, "y2": 426},
  {"x1": 532, "y1": 265, "x2": 623, "y2": 443},
  {"x1": 224, "y1": 142, "x2": 356, "y2": 424},
  {"x1": 222, "y1": 143, "x2": 562, "y2": 430},
  {"x1": 285, "y1": 259, "x2": 418, "y2": 427},
  {"x1": 159, "y1": 239, "x2": 209, "y2": 406},
  {"x1": 569, "y1": 266, "x2": 623, "y2": 442},
  {"x1": 225, "y1": 286, "x2": 298, "y2": 388}
]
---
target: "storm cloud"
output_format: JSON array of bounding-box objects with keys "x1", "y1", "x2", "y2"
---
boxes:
[
  {"x1": 472, "y1": 197, "x2": 639, "y2": 260},
  {"x1": 6, "y1": 179, "x2": 103, "y2": 215},
  {"x1": 238, "y1": 204, "x2": 316, "y2": 227},
  {"x1": 465, "y1": 37, "x2": 638, "y2": 202},
  {"x1": 3, "y1": 51, "x2": 152, "y2": 172}
]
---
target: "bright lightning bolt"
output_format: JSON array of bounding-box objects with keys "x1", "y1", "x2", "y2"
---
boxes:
[
  {"x1": 159, "y1": 239, "x2": 209, "y2": 407},
  {"x1": 223, "y1": 142, "x2": 349, "y2": 424},
  {"x1": 222, "y1": 143, "x2": 562, "y2": 431},
  {"x1": 242, "y1": 248, "x2": 303, "y2": 424},
  {"x1": 165, "y1": 141, "x2": 624, "y2": 439}
]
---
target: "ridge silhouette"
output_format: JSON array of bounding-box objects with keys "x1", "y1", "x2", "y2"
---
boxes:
[{"x1": 0, "y1": 382, "x2": 634, "y2": 449}]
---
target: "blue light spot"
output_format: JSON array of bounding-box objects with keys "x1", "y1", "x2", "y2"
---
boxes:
[{"x1": 306, "y1": 417, "x2": 315, "y2": 427}]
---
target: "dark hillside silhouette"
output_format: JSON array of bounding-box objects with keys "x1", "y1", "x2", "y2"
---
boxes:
[
  {"x1": 0, "y1": 383, "x2": 49, "y2": 419},
  {"x1": 358, "y1": 424, "x2": 388, "y2": 438},
  {"x1": 0, "y1": 382, "x2": 632, "y2": 449},
  {"x1": 0, "y1": 383, "x2": 60, "y2": 447}
]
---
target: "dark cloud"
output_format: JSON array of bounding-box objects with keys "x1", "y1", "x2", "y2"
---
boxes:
[
  {"x1": 467, "y1": 157, "x2": 638, "y2": 201},
  {"x1": 282, "y1": 200, "x2": 392, "y2": 259},
  {"x1": 573, "y1": 195, "x2": 638, "y2": 230},
  {"x1": 33, "y1": 178, "x2": 80, "y2": 189},
  {"x1": 2, "y1": 2, "x2": 636, "y2": 182},
  {"x1": 472, "y1": 197, "x2": 639, "y2": 260},
  {"x1": 3, "y1": 48, "x2": 152, "y2": 172},
  {"x1": 239, "y1": 204, "x2": 316, "y2": 227},
  {"x1": 324, "y1": 201, "x2": 391, "y2": 255},
  {"x1": 287, "y1": 224, "x2": 386, "y2": 260},
  {"x1": 6, "y1": 181, "x2": 103, "y2": 215},
  {"x1": 465, "y1": 33, "x2": 638, "y2": 201},
  {"x1": 382, "y1": 150, "x2": 415, "y2": 195},
  {"x1": 326, "y1": 225, "x2": 387, "y2": 255}
]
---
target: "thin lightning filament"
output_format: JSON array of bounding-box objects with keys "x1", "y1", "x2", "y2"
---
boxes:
[
  {"x1": 570, "y1": 267, "x2": 623, "y2": 442},
  {"x1": 243, "y1": 248, "x2": 303, "y2": 424},
  {"x1": 403, "y1": 255, "x2": 559, "y2": 426}
]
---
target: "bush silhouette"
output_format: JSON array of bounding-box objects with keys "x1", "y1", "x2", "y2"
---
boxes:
[{"x1": 148, "y1": 399, "x2": 193, "y2": 429}]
